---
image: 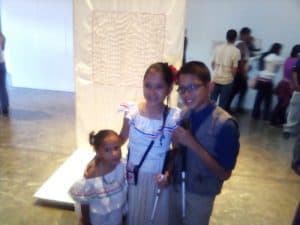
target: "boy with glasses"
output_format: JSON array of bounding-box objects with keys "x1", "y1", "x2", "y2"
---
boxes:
[{"x1": 170, "y1": 61, "x2": 240, "y2": 225}]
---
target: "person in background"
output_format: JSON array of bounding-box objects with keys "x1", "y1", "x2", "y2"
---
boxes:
[
  {"x1": 227, "y1": 27, "x2": 252, "y2": 113},
  {"x1": 270, "y1": 45, "x2": 300, "y2": 126},
  {"x1": 246, "y1": 35, "x2": 261, "y2": 57},
  {"x1": 211, "y1": 29, "x2": 240, "y2": 110},
  {"x1": 251, "y1": 43, "x2": 284, "y2": 121},
  {"x1": 283, "y1": 59, "x2": 300, "y2": 138},
  {"x1": 170, "y1": 61, "x2": 240, "y2": 225},
  {"x1": 0, "y1": 32, "x2": 9, "y2": 116}
]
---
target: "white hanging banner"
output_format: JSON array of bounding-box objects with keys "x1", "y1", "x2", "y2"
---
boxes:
[{"x1": 74, "y1": 0, "x2": 186, "y2": 148}]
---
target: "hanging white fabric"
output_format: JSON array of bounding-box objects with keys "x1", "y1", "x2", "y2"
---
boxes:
[{"x1": 74, "y1": 0, "x2": 186, "y2": 148}]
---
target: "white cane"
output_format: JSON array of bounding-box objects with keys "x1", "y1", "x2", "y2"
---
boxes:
[
  {"x1": 180, "y1": 118, "x2": 189, "y2": 225},
  {"x1": 149, "y1": 176, "x2": 163, "y2": 225},
  {"x1": 181, "y1": 171, "x2": 186, "y2": 222},
  {"x1": 181, "y1": 148, "x2": 187, "y2": 225}
]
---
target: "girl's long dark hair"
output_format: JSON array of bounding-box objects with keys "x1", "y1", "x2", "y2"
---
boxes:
[{"x1": 258, "y1": 43, "x2": 282, "y2": 70}]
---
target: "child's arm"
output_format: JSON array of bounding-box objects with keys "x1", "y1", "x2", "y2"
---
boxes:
[
  {"x1": 156, "y1": 109, "x2": 183, "y2": 188},
  {"x1": 80, "y1": 204, "x2": 91, "y2": 225},
  {"x1": 119, "y1": 117, "x2": 130, "y2": 145},
  {"x1": 155, "y1": 145, "x2": 179, "y2": 188},
  {"x1": 165, "y1": 144, "x2": 181, "y2": 179},
  {"x1": 69, "y1": 162, "x2": 97, "y2": 225},
  {"x1": 84, "y1": 158, "x2": 98, "y2": 178},
  {"x1": 69, "y1": 177, "x2": 94, "y2": 225}
]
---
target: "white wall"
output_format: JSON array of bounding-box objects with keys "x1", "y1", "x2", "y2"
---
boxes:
[
  {"x1": 1, "y1": 0, "x2": 300, "y2": 98},
  {"x1": 1, "y1": 0, "x2": 74, "y2": 92},
  {"x1": 185, "y1": 0, "x2": 300, "y2": 108}
]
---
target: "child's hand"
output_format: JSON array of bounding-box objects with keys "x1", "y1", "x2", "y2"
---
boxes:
[
  {"x1": 155, "y1": 172, "x2": 169, "y2": 188},
  {"x1": 173, "y1": 126, "x2": 195, "y2": 148}
]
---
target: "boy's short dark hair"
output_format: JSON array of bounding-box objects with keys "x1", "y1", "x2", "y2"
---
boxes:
[
  {"x1": 226, "y1": 29, "x2": 237, "y2": 42},
  {"x1": 178, "y1": 61, "x2": 211, "y2": 84}
]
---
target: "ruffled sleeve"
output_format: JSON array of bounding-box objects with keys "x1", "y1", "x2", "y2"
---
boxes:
[
  {"x1": 69, "y1": 178, "x2": 95, "y2": 204},
  {"x1": 118, "y1": 102, "x2": 138, "y2": 121}
]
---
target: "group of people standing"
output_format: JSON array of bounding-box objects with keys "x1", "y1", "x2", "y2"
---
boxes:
[
  {"x1": 211, "y1": 27, "x2": 300, "y2": 137},
  {"x1": 66, "y1": 28, "x2": 300, "y2": 224},
  {"x1": 69, "y1": 62, "x2": 240, "y2": 225},
  {"x1": 250, "y1": 42, "x2": 300, "y2": 138},
  {"x1": 211, "y1": 27, "x2": 252, "y2": 114}
]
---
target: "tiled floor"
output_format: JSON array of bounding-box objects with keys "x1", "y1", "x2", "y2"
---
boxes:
[{"x1": 0, "y1": 87, "x2": 299, "y2": 225}]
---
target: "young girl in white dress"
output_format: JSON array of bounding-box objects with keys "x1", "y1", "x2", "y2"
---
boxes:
[
  {"x1": 69, "y1": 130, "x2": 127, "y2": 225},
  {"x1": 119, "y1": 62, "x2": 181, "y2": 225}
]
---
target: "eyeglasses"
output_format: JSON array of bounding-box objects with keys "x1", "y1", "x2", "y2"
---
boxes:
[{"x1": 177, "y1": 83, "x2": 204, "y2": 95}]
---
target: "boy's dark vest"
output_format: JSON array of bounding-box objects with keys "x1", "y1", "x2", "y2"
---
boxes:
[{"x1": 172, "y1": 106, "x2": 236, "y2": 196}]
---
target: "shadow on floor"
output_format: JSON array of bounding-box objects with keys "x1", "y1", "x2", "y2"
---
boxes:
[{"x1": 34, "y1": 199, "x2": 74, "y2": 211}]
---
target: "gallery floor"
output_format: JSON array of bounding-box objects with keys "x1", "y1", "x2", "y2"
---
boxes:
[{"x1": 0, "y1": 87, "x2": 299, "y2": 225}]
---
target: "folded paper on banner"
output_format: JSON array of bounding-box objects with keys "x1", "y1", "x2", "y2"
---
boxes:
[{"x1": 74, "y1": 0, "x2": 186, "y2": 148}]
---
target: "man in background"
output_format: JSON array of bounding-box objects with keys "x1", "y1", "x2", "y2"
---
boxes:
[
  {"x1": 211, "y1": 29, "x2": 241, "y2": 110},
  {"x1": 227, "y1": 27, "x2": 252, "y2": 113}
]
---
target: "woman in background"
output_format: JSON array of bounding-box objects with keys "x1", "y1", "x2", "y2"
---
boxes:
[
  {"x1": 283, "y1": 59, "x2": 300, "y2": 138},
  {"x1": 251, "y1": 43, "x2": 283, "y2": 120},
  {"x1": 270, "y1": 44, "x2": 300, "y2": 126}
]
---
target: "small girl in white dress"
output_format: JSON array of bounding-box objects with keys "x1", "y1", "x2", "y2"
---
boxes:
[
  {"x1": 119, "y1": 62, "x2": 181, "y2": 225},
  {"x1": 69, "y1": 130, "x2": 127, "y2": 225}
]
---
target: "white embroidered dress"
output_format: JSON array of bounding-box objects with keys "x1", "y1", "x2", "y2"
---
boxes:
[
  {"x1": 69, "y1": 162, "x2": 127, "y2": 225},
  {"x1": 119, "y1": 102, "x2": 180, "y2": 225}
]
